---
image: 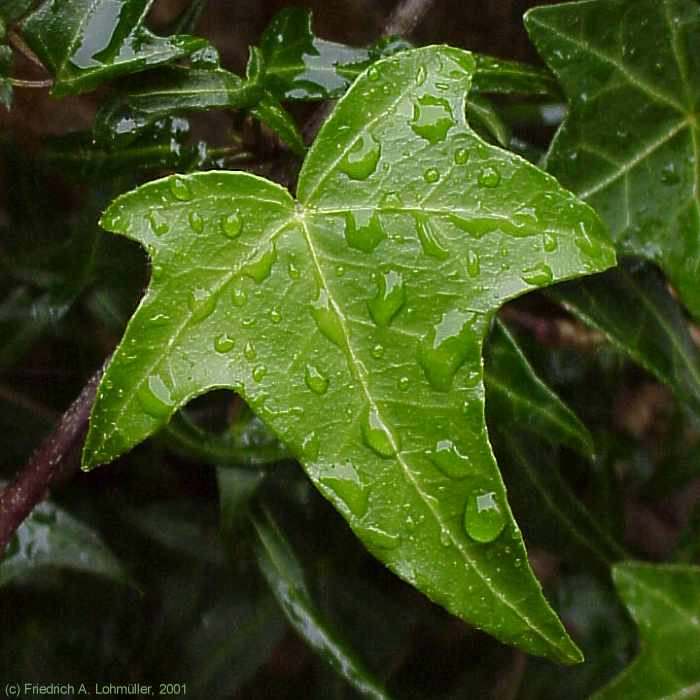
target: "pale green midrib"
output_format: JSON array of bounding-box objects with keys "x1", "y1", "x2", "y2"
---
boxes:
[
  {"x1": 483, "y1": 370, "x2": 588, "y2": 450},
  {"x1": 265, "y1": 62, "x2": 365, "y2": 79},
  {"x1": 130, "y1": 84, "x2": 248, "y2": 101},
  {"x1": 298, "y1": 212, "x2": 569, "y2": 657},
  {"x1": 504, "y1": 432, "x2": 626, "y2": 564},
  {"x1": 91, "y1": 216, "x2": 295, "y2": 460}
]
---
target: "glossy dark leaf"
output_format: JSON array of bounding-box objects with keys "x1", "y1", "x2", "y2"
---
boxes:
[
  {"x1": 526, "y1": 0, "x2": 700, "y2": 322},
  {"x1": 21, "y1": 0, "x2": 207, "y2": 96},
  {"x1": 466, "y1": 94, "x2": 510, "y2": 147},
  {"x1": 250, "y1": 95, "x2": 306, "y2": 156},
  {"x1": 252, "y1": 509, "x2": 392, "y2": 700},
  {"x1": 0, "y1": 0, "x2": 32, "y2": 22},
  {"x1": 0, "y1": 43, "x2": 12, "y2": 109},
  {"x1": 471, "y1": 53, "x2": 561, "y2": 97},
  {"x1": 550, "y1": 260, "x2": 700, "y2": 415},
  {"x1": 217, "y1": 466, "x2": 266, "y2": 535},
  {"x1": 485, "y1": 320, "x2": 594, "y2": 457},
  {"x1": 592, "y1": 563, "x2": 700, "y2": 699}
]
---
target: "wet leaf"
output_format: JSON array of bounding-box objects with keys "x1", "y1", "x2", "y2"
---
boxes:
[
  {"x1": 592, "y1": 562, "x2": 700, "y2": 699},
  {"x1": 0, "y1": 0, "x2": 32, "y2": 22},
  {"x1": 526, "y1": 0, "x2": 700, "y2": 321},
  {"x1": 83, "y1": 46, "x2": 616, "y2": 663},
  {"x1": 21, "y1": 0, "x2": 207, "y2": 96},
  {"x1": 0, "y1": 43, "x2": 12, "y2": 109},
  {"x1": 472, "y1": 53, "x2": 561, "y2": 97}
]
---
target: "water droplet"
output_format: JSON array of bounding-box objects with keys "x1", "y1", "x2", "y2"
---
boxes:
[
  {"x1": 357, "y1": 524, "x2": 401, "y2": 549},
  {"x1": 146, "y1": 210, "x2": 169, "y2": 236},
  {"x1": 320, "y1": 462, "x2": 368, "y2": 518},
  {"x1": 241, "y1": 243, "x2": 276, "y2": 282},
  {"x1": 232, "y1": 286, "x2": 247, "y2": 307},
  {"x1": 466, "y1": 250, "x2": 480, "y2": 278},
  {"x1": 311, "y1": 289, "x2": 345, "y2": 348},
  {"x1": 137, "y1": 375, "x2": 173, "y2": 418},
  {"x1": 424, "y1": 168, "x2": 440, "y2": 183},
  {"x1": 478, "y1": 166, "x2": 501, "y2": 188},
  {"x1": 429, "y1": 439, "x2": 472, "y2": 478},
  {"x1": 244, "y1": 341, "x2": 256, "y2": 360},
  {"x1": 414, "y1": 215, "x2": 450, "y2": 259},
  {"x1": 416, "y1": 65, "x2": 427, "y2": 86},
  {"x1": 188, "y1": 211, "x2": 204, "y2": 233},
  {"x1": 661, "y1": 163, "x2": 680, "y2": 185},
  {"x1": 361, "y1": 406, "x2": 398, "y2": 458},
  {"x1": 454, "y1": 147, "x2": 469, "y2": 164},
  {"x1": 339, "y1": 134, "x2": 381, "y2": 180},
  {"x1": 302, "y1": 432, "x2": 320, "y2": 460},
  {"x1": 367, "y1": 66, "x2": 380, "y2": 82},
  {"x1": 170, "y1": 176, "x2": 191, "y2": 201},
  {"x1": 371, "y1": 343, "x2": 385, "y2": 359},
  {"x1": 214, "y1": 332, "x2": 235, "y2": 353},
  {"x1": 419, "y1": 309, "x2": 478, "y2": 391},
  {"x1": 464, "y1": 491, "x2": 506, "y2": 543},
  {"x1": 187, "y1": 288, "x2": 217, "y2": 323},
  {"x1": 521, "y1": 261, "x2": 553, "y2": 286},
  {"x1": 252, "y1": 365, "x2": 267, "y2": 383},
  {"x1": 305, "y1": 364, "x2": 329, "y2": 394},
  {"x1": 269, "y1": 307, "x2": 282, "y2": 324},
  {"x1": 221, "y1": 211, "x2": 243, "y2": 239},
  {"x1": 288, "y1": 260, "x2": 301, "y2": 279},
  {"x1": 380, "y1": 191, "x2": 403, "y2": 209},
  {"x1": 335, "y1": 265, "x2": 345, "y2": 277},
  {"x1": 367, "y1": 269, "x2": 406, "y2": 326},
  {"x1": 344, "y1": 210, "x2": 387, "y2": 252},
  {"x1": 543, "y1": 232, "x2": 558, "y2": 252},
  {"x1": 410, "y1": 95, "x2": 454, "y2": 144},
  {"x1": 398, "y1": 376, "x2": 410, "y2": 391}
]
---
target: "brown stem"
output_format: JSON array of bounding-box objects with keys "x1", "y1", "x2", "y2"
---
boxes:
[
  {"x1": 9, "y1": 78, "x2": 53, "y2": 89},
  {"x1": 0, "y1": 362, "x2": 106, "y2": 553},
  {"x1": 8, "y1": 31, "x2": 47, "y2": 70},
  {"x1": 384, "y1": 0, "x2": 436, "y2": 37}
]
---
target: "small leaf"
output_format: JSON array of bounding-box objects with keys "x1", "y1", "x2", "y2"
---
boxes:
[
  {"x1": 250, "y1": 95, "x2": 306, "y2": 156},
  {"x1": 485, "y1": 319, "x2": 595, "y2": 458},
  {"x1": 0, "y1": 498, "x2": 129, "y2": 587},
  {"x1": 550, "y1": 260, "x2": 700, "y2": 415},
  {"x1": 466, "y1": 94, "x2": 511, "y2": 147},
  {"x1": 526, "y1": 0, "x2": 700, "y2": 321},
  {"x1": 472, "y1": 53, "x2": 561, "y2": 97},
  {"x1": 592, "y1": 562, "x2": 700, "y2": 699},
  {"x1": 252, "y1": 509, "x2": 392, "y2": 700},
  {"x1": 84, "y1": 46, "x2": 616, "y2": 663},
  {"x1": 21, "y1": 0, "x2": 208, "y2": 96}
]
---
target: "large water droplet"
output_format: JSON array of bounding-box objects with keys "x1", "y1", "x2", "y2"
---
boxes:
[
  {"x1": 305, "y1": 364, "x2": 329, "y2": 394},
  {"x1": 344, "y1": 210, "x2": 387, "y2": 252},
  {"x1": 232, "y1": 285, "x2": 247, "y2": 307},
  {"x1": 221, "y1": 211, "x2": 243, "y2": 239},
  {"x1": 380, "y1": 191, "x2": 403, "y2": 209},
  {"x1": 521, "y1": 261, "x2": 553, "y2": 286},
  {"x1": 464, "y1": 491, "x2": 506, "y2": 543},
  {"x1": 454, "y1": 147, "x2": 469, "y2": 165},
  {"x1": 244, "y1": 341, "x2": 256, "y2": 360},
  {"x1": 311, "y1": 289, "x2": 345, "y2": 348},
  {"x1": 137, "y1": 375, "x2": 173, "y2": 418},
  {"x1": 241, "y1": 243, "x2": 276, "y2": 282},
  {"x1": 187, "y1": 288, "x2": 217, "y2": 323},
  {"x1": 252, "y1": 365, "x2": 267, "y2": 383},
  {"x1": 466, "y1": 250, "x2": 480, "y2": 278},
  {"x1": 170, "y1": 176, "x2": 191, "y2": 201},
  {"x1": 414, "y1": 215, "x2": 450, "y2": 259},
  {"x1": 478, "y1": 166, "x2": 501, "y2": 188},
  {"x1": 543, "y1": 232, "x2": 558, "y2": 252},
  {"x1": 429, "y1": 439, "x2": 472, "y2": 478},
  {"x1": 367, "y1": 269, "x2": 406, "y2": 326},
  {"x1": 320, "y1": 462, "x2": 368, "y2": 518},
  {"x1": 339, "y1": 134, "x2": 381, "y2": 180},
  {"x1": 371, "y1": 344, "x2": 385, "y2": 359},
  {"x1": 419, "y1": 309, "x2": 478, "y2": 391},
  {"x1": 146, "y1": 210, "x2": 169, "y2": 236},
  {"x1": 269, "y1": 307, "x2": 282, "y2": 324},
  {"x1": 214, "y1": 332, "x2": 235, "y2": 353},
  {"x1": 410, "y1": 94, "x2": 454, "y2": 143},
  {"x1": 423, "y1": 168, "x2": 440, "y2": 183},
  {"x1": 361, "y1": 406, "x2": 398, "y2": 458},
  {"x1": 189, "y1": 211, "x2": 204, "y2": 233}
]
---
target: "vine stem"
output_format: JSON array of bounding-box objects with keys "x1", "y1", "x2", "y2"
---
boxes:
[
  {"x1": 0, "y1": 362, "x2": 106, "y2": 554},
  {"x1": 9, "y1": 78, "x2": 53, "y2": 88}
]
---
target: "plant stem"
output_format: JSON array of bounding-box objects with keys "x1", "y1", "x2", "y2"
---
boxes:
[
  {"x1": 0, "y1": 362, "x2": 106, "y2": 554},
  {"x1": 9, "y1": 78, "x2": 53, "y2": 88},
  {"x1": 384, "y1": 0, "x2": 436, "y2": 37}
]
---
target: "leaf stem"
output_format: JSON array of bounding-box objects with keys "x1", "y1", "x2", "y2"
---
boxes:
[
  {"x1": 8, "y1": 77, "x2": 53, "y2": 88},
  {"x1": 0, "y1": 362, "x2": 106, "y2": 554}
]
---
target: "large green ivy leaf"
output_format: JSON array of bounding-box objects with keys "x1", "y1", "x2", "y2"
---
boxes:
[
  {"x1": 83, "y1": 46, "x2": 615, "y2": 663},
  {"x1": 21, "y1": 0, "x2": 207, "y2": 96},
  {"x1": 592, "y1": 562, "x2": 700, "y2": 699},
  {"x1": 526, "y1": 0, "x2": 700, "y2": 321}
]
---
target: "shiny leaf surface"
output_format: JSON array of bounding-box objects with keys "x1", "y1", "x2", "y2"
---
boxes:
[
  {"x1": 21, "y1": 0, "x2": 207, "y2": 96},
  {"x1": 593, "y1": 563, "x2": 700, "y2": 699},
  {"x1": 526, "y1": 0, "x2": 700, "y2": 320},
  {"x1": 0, "y1": 43, "x2": 11, "y2": 109},
  {"x1": 83, "y1": 46, "x2": 616, "y2": 662}
]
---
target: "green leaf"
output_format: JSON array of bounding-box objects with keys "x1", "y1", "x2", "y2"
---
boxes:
[
  {"x1": 550, "y1": 260, "x2": 700, "y2": 415},
  {"x1": 526, "y1": 0, "x2": 700, "y2": 321},
  {"x1": 592, "y1": 562, "x2": 700, "y2": 699},
  {"x1": 21, "y1": 0, "x2": 207, "y2": 96},
  {"x1": 0, "y1": 43, "x2": 12, "y2": 109},
  {"x1": 485, "y1": 319, "x2": 594, "y2": 457},
  {"x1": 0, "y1": 498, "x2": 129, "y2": 587},
  {"x1": 466, "y1": 94, "x2": 511, "y2": 147},
  {"x1": 0, "y1": 0, "x2": 33, "y2": 23},
  {"x1": 250, "y1": 95, "x2": 306, "y2": 156},
  {"x1": 83, "y1": 46, "x2": 616, "y2": 663},
  {"x1": 217, "y1": 466, "x2": 265, "y2": 535},
  {"x1": 471, "y1": 53, "x2": 561, "y2": 97},
  {"x1": 252, "y1": 509, "x2": 392, "y2": 700}
]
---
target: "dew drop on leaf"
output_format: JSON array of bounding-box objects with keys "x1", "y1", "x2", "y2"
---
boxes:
[
  {"x1": 344, "y1": 210, "x2": 387, "y2": 252},
  {"x1": 478, "y1": 166, "x2": 501, "y2": 188},
  {"x1": 398, "y1": 376, "x2": 410, "y2": 391},
  {"x1": 188, "y1": 211, "x2": 204, "y2": 233},
  {"x1": 380, "y1": 191, "x2": 403, "y2": 208},
  {"x1": 311, "y1": 289, "x2": 345, "y2": 348},
  {"x1": 187, "y1": 288, "x2": 217, "y2": 323},
  {"x1": 269, "y1": 307, "x2": 282, "y2": 324},
  {"x1": 146, "y1": 210, "x2": 169, "y2": 236},
  {"x1": 252, "y1": 365, "x2": 267, "y2": 383},
  {"x1": 414, "y1": 215, "x2": 450, "y2": 259},
  {"x1": 240, "y1": 243, "x2": 277, "y2": 282},
  {"x1": 305, "y1": 364, "x2": 329, "y2": 395},
  {"x1": 410, "y1": 95, "x2": 454, "y2": 144},
  {"x1": 464, "y1": 491, "x2": 506, "y2": 543},
  {"x1": 543, "y1": 232, "x2": 558, "y2": 252},
  {"x1": 137, "y1": 375, "x2": 173, "y2": 418},
  {"x1": 221, "y1": 211, "x2": 243, "y2": 239},
  {"x1": 521, "y1": 261, "x2": 553, "y2": 286},
  {"x1": 169, "y1": 176, "x2": 192, "y2": 201},
  {"x1": 371, "y1": 343, "x2": 385, "y2": 359},
  {"x1": 287, "y1": 260, "x2": 301, "y2": 279},
  {"x1": 214, "y1": 332, "x2": 235, "y2": 353},
  {"x1": 320, "y1": 462, "x2": 368, "y2": 518},
  {"x1": 424, "y1": 168, "x2": 440, "y2": 183},
  {"x1": 429, "y1": 439, "x2": 472, "y2": 478},
  {"x1": 367, "y1": 66, "x2": 380, "y2": 82},
  {"x1": 367, "y1": 268, "x2": 406, "y2": 327},
  {"x1": 361, "y1": 406, "x2": 398, "y2": 458},
  {"x1": 231, "y1": 285, "x2": 247, "y2": 307},
  {"x1": 454, "y1": 147, "x2": 469, "y2": 165},
  {"x1": 339, "y1": 134, "x2": 381, "y2": 180},
  {"x1": 466, "y1": 250, "x2": 480, "y2": 278},
  {"x1": 419, "y1": 309, "x2": 477, "y2": 391},
  {"x1": 244, "y1": 341, "x2": 256, "y2": 360}
]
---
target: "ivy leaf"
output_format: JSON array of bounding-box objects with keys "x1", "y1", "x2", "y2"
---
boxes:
[
  {"x1": 592, "y1": 563, "x2": 700, "y2": 699},
  {"x1": 526, "y1": 0, "x2": 700, "y2": 321},
  {"x1": 0, "y1": 0, "x2": 32, "y2": 22},
  {"x1": 471, "y1": 54, "x2": 561, "y2": 97},
  {"x1": 485, "y1": 320, "x2": 595, "y2": 458},
  {"x1": 21, "y1": 0, "x2": 207, "y2": 96},
  {"x1": 83, "y1": 46, "x2": 615, "y2": 662},
  {"x1": 0, "y1": 43, "x2": 12, "y2": 109}
]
